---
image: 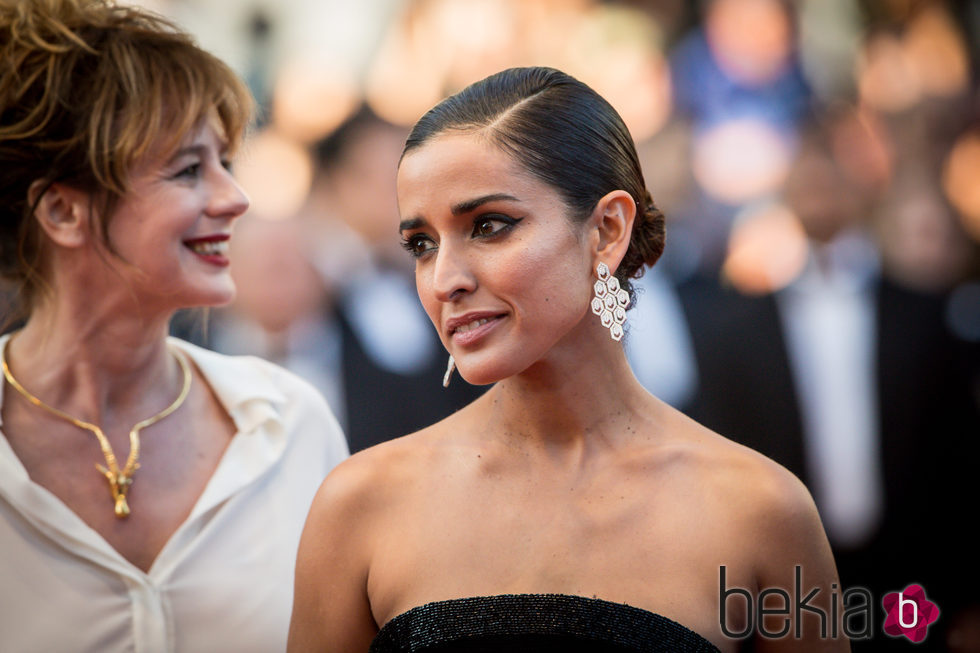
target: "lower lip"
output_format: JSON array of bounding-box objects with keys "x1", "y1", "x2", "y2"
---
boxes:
[
  {"x1": 451, "y1": 316, "x2": 504, "y2": 347},
  {"x1": 185, "y1": 244, "x2": 230, "y2": 267}
]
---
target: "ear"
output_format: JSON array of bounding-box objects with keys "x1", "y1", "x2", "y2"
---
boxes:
[
  {"x1": 29, "y1": 180, "x2": 92, "y2": 249},
  {"x1": 590, "y1": 190, "x2": 636, "y2": 273}
]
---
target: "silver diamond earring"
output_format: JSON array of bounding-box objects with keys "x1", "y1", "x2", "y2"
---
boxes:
[
  {"x1": 442, "y1": 355, "x2": 455, "y2": 388},
  {"x1": 590, "y1": 262, "x2": 630, "y2": 341}
]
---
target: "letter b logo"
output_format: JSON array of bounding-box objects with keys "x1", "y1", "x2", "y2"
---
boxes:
[
  {"x1": 898, "y1": 592, "x2": 917, "y2": 629},
  {"x1": 882, "y1": 584, "x2": 939, "y2": 643}
]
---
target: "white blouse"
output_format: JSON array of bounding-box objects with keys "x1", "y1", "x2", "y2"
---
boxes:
[{"x1": 0, "y1": 336, "x2": 349, "y2": 653}]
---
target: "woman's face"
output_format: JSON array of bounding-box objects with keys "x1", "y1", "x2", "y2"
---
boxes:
[
  {"x1": 397, "y1": 132, "x2": 595, "y2": 385},
  {"x1": 104, "y1": 120, "x2": 249, "y2": 310}
]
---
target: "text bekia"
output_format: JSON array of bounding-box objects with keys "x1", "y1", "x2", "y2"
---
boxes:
[{"x1": 719, "y1": 566, "x2": 872, "y2": 640}]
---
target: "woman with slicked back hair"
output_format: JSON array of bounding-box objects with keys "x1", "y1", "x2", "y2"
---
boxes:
[
  {"x1": 0, "y1": 2, "x2": 348, "y2": 651},
  {"x1": 290, "y1": 67, "x2": 846, "y2": 652}
]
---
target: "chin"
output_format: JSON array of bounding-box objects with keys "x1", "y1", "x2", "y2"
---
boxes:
[
  {"x1": 457, "y1": 372, "x2": 500, "y2": 387},
  {"x1": 173, "y1": 281, "x2": 237, "y2": 310},
  {"x1": 199, "y1": 288, "x2": 237, "y2": 308},
  {"x1": 457, "y1": 359, "x2": 525, "y2": 386}
]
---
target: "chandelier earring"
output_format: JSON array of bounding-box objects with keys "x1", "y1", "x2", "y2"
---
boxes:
[{"x1": 590, "y1": 262, "x2": 630, "y2": 342}]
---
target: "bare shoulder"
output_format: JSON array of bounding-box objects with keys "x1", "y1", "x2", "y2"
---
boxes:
[
  {"x1": 663, "y1": 411, "x2": 840, "y2": 610},
  {"x1": 289, "y1": 419, "x2": 469, "y2": 652},
  {"x1": 307, "y1": 413, "x2": 467, "y2": 525},
  {"x1": 655, "y1": 407, "x2": 827, "y2": 553},
  {"x1": 310, "y1": 432, "x2": 416, "y2": 521}
]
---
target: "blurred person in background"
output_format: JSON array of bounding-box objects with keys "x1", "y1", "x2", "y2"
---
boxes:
[
  {"x1": 207, "y1": 214, "x2": 345, "y2": 419},
  {"x1": 668, "y1": 0, "x2": 811, "y2": 272},
  {"x1": 0, "y1": 1, "x2": 348, "y2": 650},
  {"x1": 678, "y1": 107, "x2": 979, "y2": 652},
  {"x1": 873, "y1": 165, "x2": 976, "y2": 294},
  {"x1": 671, "y1": 0, "x2": 810, "y2": 132},
  {"x1": 655, "y1": 1, "x2": 980, "y2": 645}
]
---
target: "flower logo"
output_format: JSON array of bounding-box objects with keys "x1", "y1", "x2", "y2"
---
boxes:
[{"x1": 882, "y1": 584, "x2": 940, "y2": 643}]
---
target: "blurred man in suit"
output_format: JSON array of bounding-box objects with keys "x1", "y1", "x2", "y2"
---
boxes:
[{"x1": 678, "y1": 110, "x2": 978, "y2": 651}]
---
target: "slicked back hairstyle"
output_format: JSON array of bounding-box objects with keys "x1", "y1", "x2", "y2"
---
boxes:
[
  {"x1": 402, "y1": 67, "x2": 665, "y2": 301},
  {"x1": 0, "y1": 0, "x2": 253, "y2": 318}
]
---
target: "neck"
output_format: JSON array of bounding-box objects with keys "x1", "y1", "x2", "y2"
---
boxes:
[
  {"x1": 5, "y1": 292, "x2": 179, "y2": 428},
  {"x1": 481, "y1": 324, "x2": 655, "y2": 456}
]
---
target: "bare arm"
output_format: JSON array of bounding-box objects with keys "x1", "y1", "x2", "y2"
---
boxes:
[
  {"x1": 751, "y1": 470, "x2": 850, "y2": 652},
  {"x1": 287, "y1": 459, "x2": 379, "y2": 653}
]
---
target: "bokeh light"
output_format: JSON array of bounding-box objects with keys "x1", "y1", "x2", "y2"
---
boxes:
[
  {"x1": 856, "y1": 32, "x2": 920, "y2": 113},
  {"x1": 272, "y1": 58, "x2": 360, "y2": 143},
  {"x1": 857, "y1": 4, "x2": 970, "y2": 113},
  {"x1": 723, "y1": 202, "x2": 808, "y2": 294},
  {"x1": 235, "y1": 128, "x2": 314, "y2": 222},
  {"x1": 363, "y1": 9, "x2": 449, "y2": 126},
  {"x1": 692, "y1": 119, "x2": 793, "y2": 205},
  {"x1": 565, "y1": 4, "x2": 672, "y2": 142},
  {"x1": 943, "y1": 131, "x2": 980, "y2": 243},
  {"x1": 704, "y1": 0, "x2": 793, "y2": 85},
  {"x1": 903, "y1": 5, "x2": 970, "y2": 99}
]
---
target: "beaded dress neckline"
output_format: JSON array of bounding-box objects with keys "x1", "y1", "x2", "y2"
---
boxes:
[{"x1": 370, "y1": 593, "x2": 721, "y2": 652}]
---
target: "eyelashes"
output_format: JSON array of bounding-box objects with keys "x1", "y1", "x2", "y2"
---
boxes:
[
  {"x1": 400, "y1": 214, "x2": 524, "y2": 259},
  {"x1": 400, "y1": 233, "x2": 434, "y2": 258},
  {"x1": 473, "y1": 215, "x2": 521, "y2": 237},
  {"x1": 174, "y1": 163, "x2": 201, "y2": 179},
  {"x1": 172, "y1": 159, "x2": 233, "y2": 180}
]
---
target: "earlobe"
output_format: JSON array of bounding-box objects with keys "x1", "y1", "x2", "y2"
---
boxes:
[
  {"x1": 592, "y1": 190, "x2": 636, "y2": 271},
  {"x1": 30, "y1": 181, "x2": 91, "y2": 248}
]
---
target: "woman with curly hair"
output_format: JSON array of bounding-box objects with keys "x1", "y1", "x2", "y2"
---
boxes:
[{"x1": 0, "y1": 2, "x2": 348, "y2": 650}]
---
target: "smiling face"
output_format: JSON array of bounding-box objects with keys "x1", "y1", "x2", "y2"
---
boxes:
[
  {"x1": 397, "y1": 131, "x2": 597, "y2": 385},
  {"x1": 103, "y1": 119, "x2": 249, "y2": 310}
]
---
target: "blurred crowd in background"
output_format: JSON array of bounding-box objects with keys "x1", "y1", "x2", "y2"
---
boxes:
[
  {"x1": 165, "y1": 2, "x2": 980, "y2": 648},
  {"x1": 3, "y1": 0, "x2": 979, "y2": 649},
  {"x1": 152, "y1": 0, "x2": 980, "y2": 439}
]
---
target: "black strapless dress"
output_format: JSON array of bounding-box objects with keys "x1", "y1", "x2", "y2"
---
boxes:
[{"x1": 370, "y1": 594, "x2": 721, "y2": 652}]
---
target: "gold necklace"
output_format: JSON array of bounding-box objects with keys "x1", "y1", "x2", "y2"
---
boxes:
[{"x1": 1, "y1": 338, "x2": 192, "y2": 518}]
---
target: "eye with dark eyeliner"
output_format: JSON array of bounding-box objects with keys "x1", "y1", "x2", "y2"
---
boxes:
[
  {"x1": 400, "y1": 214, "x2": 522, "y2": 260},
  {"x1": 400, "y1": 233, "x2": 435, "y2": 259},
  {"x1": 472, "y1": 214, "x2": 523, "y2": 239}
]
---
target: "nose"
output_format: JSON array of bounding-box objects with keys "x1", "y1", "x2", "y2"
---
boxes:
[
  {"x1": 206, "y1": 165, "x2": 250, "y2": 220},
  {"x1": 430, "y1": 241, "x2": 476, "y2": 303}
]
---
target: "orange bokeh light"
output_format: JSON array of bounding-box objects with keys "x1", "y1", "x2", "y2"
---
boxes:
[
  {"x1": 235, "y1": 129, "x2": 314, "y2": 222},
  {"x1": 723, "y1": 203, "x2": 808, "y2": 294},
  {"x1": 943, "y1": 131, "x2": 980, "y2": 243}
]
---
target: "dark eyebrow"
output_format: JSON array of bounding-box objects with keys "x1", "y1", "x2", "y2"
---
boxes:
[
  {"x1": 451, "y1": 193, "x2": 521, "y2": 215},
  {"x1": 399, "y1": 193, "x2": 522, "y2": 233},
  {"x1": 399, "y1": 217, "x2": 426, "y2": 233}
]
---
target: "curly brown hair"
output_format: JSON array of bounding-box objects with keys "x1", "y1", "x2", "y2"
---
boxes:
[{"x1": 0, "y1": 0, "x2": 253, "y2": 318}]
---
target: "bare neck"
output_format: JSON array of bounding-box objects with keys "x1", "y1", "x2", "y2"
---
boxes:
[
  {"x1": 5, "y1": 290, "x2": 179, "y2": 428},
  {"x1": 479, "y1": 328, "x2": 658, "y2": 460}
]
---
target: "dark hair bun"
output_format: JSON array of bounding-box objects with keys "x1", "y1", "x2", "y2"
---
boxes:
[{"x1": 620, "y1": 189, "x2": 665, "y2": 281}]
